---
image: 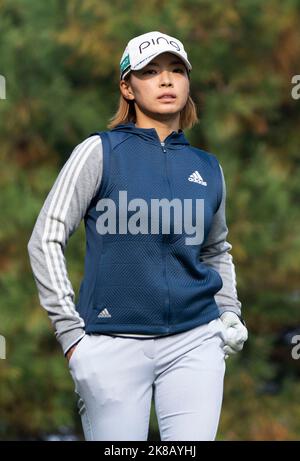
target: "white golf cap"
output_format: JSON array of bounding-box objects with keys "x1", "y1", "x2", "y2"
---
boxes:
[{"x1": 119, "y1": 31, "x2": 192, "y2": 80}]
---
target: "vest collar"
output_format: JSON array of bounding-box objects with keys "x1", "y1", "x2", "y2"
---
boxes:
[{"x1": 110, "y1": 121, "x2": 190, "y2": 149}]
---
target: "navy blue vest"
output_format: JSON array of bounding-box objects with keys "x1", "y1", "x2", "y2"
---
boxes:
[{"x1": 77, "y1": 122, "x2": 223, "y2": 336}]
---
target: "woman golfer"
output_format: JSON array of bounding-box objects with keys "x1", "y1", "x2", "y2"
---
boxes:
[{"x1": 28, "y1": 30, "x2": 248, "y2": 441}]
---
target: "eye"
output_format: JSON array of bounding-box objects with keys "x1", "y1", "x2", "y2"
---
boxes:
[
  {"x1": 143, "y1": 69, "x2": 156, "y2": 74},
  {"x1": 142, "y1": 67, "x2": 185, "y2": 75}
]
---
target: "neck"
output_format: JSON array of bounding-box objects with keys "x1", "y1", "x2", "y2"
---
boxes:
[{"x1": 134, "y1": 113, "x2": 180, "y2": 142}]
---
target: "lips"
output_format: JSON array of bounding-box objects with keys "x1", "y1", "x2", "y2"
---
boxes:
[{"x1": 158, "y1": 93, "x2": 176, "y2": 99}]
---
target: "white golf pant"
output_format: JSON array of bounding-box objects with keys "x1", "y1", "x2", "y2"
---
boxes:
[{"x1": 68, "y1": 317, "x2": 226, "y2": 441}]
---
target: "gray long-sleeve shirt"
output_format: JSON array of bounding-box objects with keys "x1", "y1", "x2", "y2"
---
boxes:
[{"x1": 27, "y1": 135, "x2": 242, "y2": 355}]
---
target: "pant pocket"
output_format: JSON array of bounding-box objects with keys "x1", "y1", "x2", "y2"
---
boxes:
[
  {"x1": 68, "y1": 334, "x2": 90, "y2": 369},
  {"x1": 217, "y1": 318, "x2": 228, "y2": 345},
  {"x1": 210, "y1": 318, "x2": 227, "y2": 344}
]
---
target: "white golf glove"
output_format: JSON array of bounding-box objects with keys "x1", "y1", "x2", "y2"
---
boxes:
[{"x1": 220, "y1": 312, "x2": 248, "y2": 359}]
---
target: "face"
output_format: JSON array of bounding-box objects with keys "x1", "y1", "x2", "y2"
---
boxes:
[{"x1": 120, "y1": 52, "x2": 190, "y2": 122}]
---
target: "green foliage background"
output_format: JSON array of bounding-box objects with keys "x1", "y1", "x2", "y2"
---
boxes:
[{"x1": 0, "y1": 0, "x2": 300, "y2": 440}]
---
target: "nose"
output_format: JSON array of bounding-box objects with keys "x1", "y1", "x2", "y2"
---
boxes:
[{"x1": 159, "y1": 70, "x2": 173, "y2": 87}]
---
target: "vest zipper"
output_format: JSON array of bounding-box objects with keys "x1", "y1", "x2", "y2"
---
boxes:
[{"x1": 161, "y1": 141, "x2": 171, "y2": 332}]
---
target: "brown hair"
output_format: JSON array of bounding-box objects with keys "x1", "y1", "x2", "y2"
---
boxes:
[{"x1": 107, "y1": 74, "x2": 199, "y2": 131}]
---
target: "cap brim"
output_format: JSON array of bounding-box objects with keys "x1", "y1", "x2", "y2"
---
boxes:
[{"x1": 132, "y1": 48, "x2": 192, "y2": 72}]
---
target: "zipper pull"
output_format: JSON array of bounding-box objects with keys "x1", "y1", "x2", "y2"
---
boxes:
[{"x1": 161, "y1": 142, "x2": 167, "y2": 153}]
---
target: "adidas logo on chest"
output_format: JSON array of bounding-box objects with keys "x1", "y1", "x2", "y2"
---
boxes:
[
  {"x1": 98, "y1": 308, "x2": 111, "y2": 318},
  {"x1": 188, "y1": 170, "x2": 207, "y2": 186}
]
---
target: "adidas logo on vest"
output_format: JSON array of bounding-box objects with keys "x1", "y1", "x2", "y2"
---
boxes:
[
  {"x1": 98, "y1": 308, "x2": 112, "y2": 318},
  {"x1": 188, "y1": 170, "x2": 207, "y2": 186}
]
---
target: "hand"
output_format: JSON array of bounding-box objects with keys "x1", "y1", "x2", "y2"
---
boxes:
[
  {"x1": 220, "y1": 312, "x2": 248, "y2": 359},
  {"x1": 66, "y1": 337, "x2": 84, "y2": 362},
  {"x1": 66, "y1": 344, "x2": 77, "y2": 362}
]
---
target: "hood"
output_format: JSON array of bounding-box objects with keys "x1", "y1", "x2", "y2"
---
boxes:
[{"x1": 110, "y1": 121, "x2": 190, "y2": 149}]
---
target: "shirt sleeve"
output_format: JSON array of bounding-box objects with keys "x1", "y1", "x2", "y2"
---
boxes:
[
  {"x1": 27, "y1": 135, "x2": 103, "y2": 355},
  {"x1": 199, "y1": 163, "x2": 242, "y2": 317}
]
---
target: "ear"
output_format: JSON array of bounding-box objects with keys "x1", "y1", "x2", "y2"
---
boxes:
[{"x1": 119, "y1": 79, "x2": 135, "y2": 101}]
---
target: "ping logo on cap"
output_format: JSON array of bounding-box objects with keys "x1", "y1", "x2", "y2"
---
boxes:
[{"x1": 138, "y1": 36, "x2": 181, "y2": 55}]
